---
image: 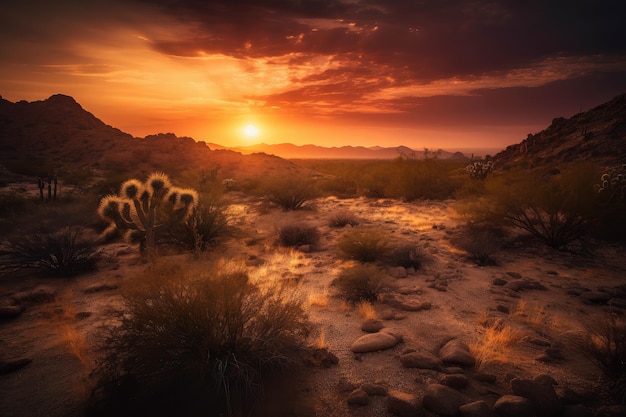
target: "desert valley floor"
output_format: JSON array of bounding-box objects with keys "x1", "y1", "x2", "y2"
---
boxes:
[{"x1": 1, "y1": 193, "x2": 625, "y2": 417}]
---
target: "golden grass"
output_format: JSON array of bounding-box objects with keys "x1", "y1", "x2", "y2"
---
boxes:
[
  {"x1": 315, "y1": 328, "x2": 327, "y2": 349},
  {"x1": 308, "y1": 288, "x2": 330, "y2": 308},
  {"x1": 470, "y1": 317, "x2": 526, "y2": 368},
  {"x1": 357, "y1": 301, "x2": 378, "y2": 320}
]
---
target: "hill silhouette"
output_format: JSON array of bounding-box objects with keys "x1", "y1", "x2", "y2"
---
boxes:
[
  {"x1": 0, "y1": 94, "x2": 303, "y2": 180},
  {"x1": 492, "y1": 93, "x2": 626, "y2": 169}
]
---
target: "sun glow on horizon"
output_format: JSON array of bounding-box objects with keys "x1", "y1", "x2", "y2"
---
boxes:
[{"x1": 240, "y1": 123, "x2": 261, "y2": 143}]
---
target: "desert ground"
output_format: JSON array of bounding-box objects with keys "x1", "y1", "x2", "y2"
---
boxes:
[{"x1": 1, "y1": 191, "x2": 625, "y2": 417}]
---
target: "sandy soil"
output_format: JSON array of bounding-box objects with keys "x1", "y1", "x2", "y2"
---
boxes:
[{"x1": 1, "y1": 194, "x2": 625, "y2": 417}]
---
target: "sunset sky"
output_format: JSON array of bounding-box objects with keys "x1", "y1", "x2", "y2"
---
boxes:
[{"x1": 1, "y1": 0, "x2": 625, "y2": 152}]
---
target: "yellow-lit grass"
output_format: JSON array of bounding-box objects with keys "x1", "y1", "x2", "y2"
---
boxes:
[
  {"x1": 357, "y1": 301, "x2": 378, "y2": 320},
  {"x1": 470, "y1": 317, "x2": 526, "y2": 368},
  {"x1": 309, "y1": 288, "x2": 330, "y2": 308},
  {"x1": 513, "y1": 300, "x2": 550, "y2": 333},
  {"x1": 315, "y1": 328, "x2": 327, "y2": 349}
]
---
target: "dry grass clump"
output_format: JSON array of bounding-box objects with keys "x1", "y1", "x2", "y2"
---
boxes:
[
  {"x1": 453, "y1": 222, "x2": 504, "y2": 266},
  {"x1": 338, "y1": 227, "x2": 389, "y2": 262},
  {"x1": 278, "y1": 223, "x2": 320, "y2": 248},
  {"x1": 470, "y1": 317, "x2": 525, "y2": 368},
  {"x1": 384, "y1": 243, "x2": 423, "y2": 269},
  {"x1": 260, "y1": 175, "x2": 319, "y2": 211},
  {"x1": 328, "y1": 209, "x2": 360, "y2": 228},
  {"x1": 1, "y1": 226, "x2": 102, "y2": 277},
  {"x1": 308, "y1": 288, "x2": 330, "y2": 308},
  {"x1": 90, "y1": 260, "x2": 311, "y2": 417},
  {"x1": 332, "y1": 264, "x2": 383, "y2": 304},
  {"x1": 169, "y1": 195, "x2": 231, "y2": 252},
  {"x1": 357, "y1": 301, "x2": 378, "y2": 320}
]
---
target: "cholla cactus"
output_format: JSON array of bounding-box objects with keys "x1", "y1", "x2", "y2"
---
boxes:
[
  {"x1": 98, "y1": 172, "x2": 197, "y2": 255},
  {"x1": 595, "y1": 164, "x2": 626, "y2": 202},
  {"x1": 465, "y1": 161, "x2": 494, "y2": 180}
]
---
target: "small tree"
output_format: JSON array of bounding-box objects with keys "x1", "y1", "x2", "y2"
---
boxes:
[{"x1": 98, "y1": 172, "x2": 197, "y2": 255}]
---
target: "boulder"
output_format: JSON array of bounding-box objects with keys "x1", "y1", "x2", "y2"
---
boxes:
[
  {"x1": 579, "y1": 291, "x2": 611, "y2": 304},
  {"x1": 422, "y1": 384, "x2": 467, "y2": 416},
  {"x1": 387, "y1": 390, "x2": 426, "y2": 417},
  {"x1": 400, "y1": 351, "x2": 443, "y2": 370},
  {"x1": 361, "y1": 383, "x2": 387, "y2": 396},
  {"x1": 510, "y1": 377, "x2": 562, "y2": 417},
  {"x1": 493, "y1": 395, "x2": 533, "y2": 417},
  {"x1": 459, "y1": 400, "x2": 498, "y2": 417},
  {"x1": 346, "y1": 388, "x2": 369, "y2": 406},
  {"x1": 439, "y1": 339, "x2": 476, "y2": 368},
  {"x1": 350, "y1": 332, "x2": 400, "y2": 353},
  {"x1": 440, "y1": 374, "x2": 469, "y2": 389}
]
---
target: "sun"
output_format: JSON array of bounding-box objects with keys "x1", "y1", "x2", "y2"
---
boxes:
[{"x1": 243, "y1": 124, "x2": 260, "y2": 138}]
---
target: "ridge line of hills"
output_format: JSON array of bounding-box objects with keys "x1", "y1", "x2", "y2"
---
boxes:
[{"x1": 1, "y1": 92, "x2": 625, "y2": 180}]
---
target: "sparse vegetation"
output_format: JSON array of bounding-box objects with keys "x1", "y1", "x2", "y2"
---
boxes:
[
  {"x1": 0, "y1": 226, "x2": 102, "y2": 277},
  {"x1": 91, "y1": 261, "x2": 311, "y2": 416},
  {"x1": 338, "y1": 227, "x2": 389, "y2": 262},
  {"x1": 384, "y1": 243, "x2": 422, "y2": 269},
  {"x1": 169, "y1": 194, "x2": 231, "y2": 252},
  {"x1": 260, "y1": 175, "x2": 319, "y2": 211},
  {"x1": 453, "y1": 222, "x2": 504, "y2": 265},
  {"x1": 465, "y1": 160, "x2": 494, "y2": 180},
  {"x1": 328, "y1": 209, "x2": 360, "y2": 228},
  {"x1": 278, "y1": 223, "x2": 320, "y2": 248},
  {"x1": 580, "y1": 310, "x2": 626, "y2": 404},
  {"x1": 332, "y1": 264, "x2": 383, "y2": 304}
]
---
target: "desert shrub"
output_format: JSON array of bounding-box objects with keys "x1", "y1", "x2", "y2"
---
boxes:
[
  {"x1": 333, "y1": 264, "x2": 383, "y2": 304},
  {"x1": 592, "y1": 164, "x2": 626, "y2": 242},
  {"x1": 388, "y1": 157, "x2": 462, "y2": 201},
  {"x1": 460, "y1": 165, "x2": 599, "y2": 249},
  {"x1": 169, "y1": 196, "x2": 231, "y2": 252},
  {"x1": 0, "y1": 226, "x2": 102, "y2": 277},
  {"x1": 97, "y1": 172, "x2": 197, "y2": 255},
  {"x1": 453, "y1": 222, "x2": 504, "y2": 266},
  {"x1": 465, "y1": 160, "x2": 494, "y2": 180},
  {"x1": 328, "y1": 210, "x2": 360, "y2": 228},
  {"x1": 260, "y1": 175, "x2": 318, "y2": 211},
  {"x1": 338, "y1": 227, "x2": 389, "y2": 262},
  {"x1": 384, "y1": 243, "x2": 423, "y2": 269},
  {"x1": 579, "y1": 310, "x2": 626, "y2": 404},
  {"x1": 278, "y1": 223, "x2": 320, "y2": 247},
  {"x1": 91, "y1": 262, "x2": 311, "y2": 416}
]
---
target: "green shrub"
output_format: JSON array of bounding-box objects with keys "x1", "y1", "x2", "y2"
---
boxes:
[
  {"x1": 460, "y1": 165, "x2": 599, "y2": 249},
  {"x1": 328, "y1": 210, "x2": 360, "y2": 228},
  {"x1": 384, "y1": 243, "x2": 422, "y2": 269},
  {"x1": 278, "y1": 223, "x2": 320, "y2": 247},
  {"x1": 169, "y1": 196, "x2": 231, "y2": 252},
  {"x1": 388, "y1": 157, "x2": 462, "y2": 201},
  {"x1": 261, "y1": 175, "x2": 318, "y2": 211},
  {"x1": 91, "y1": 262, "x2": 311, "y2": 416},
  {"x1": 338, "y1": 227, "x2": 389, "y2": 262},
  {"x1": 1, "y1": 226, "x2": 102, "y2": 277},
  {"x1": 332, "y1": 264, "x2": 383, "y2": 304}
]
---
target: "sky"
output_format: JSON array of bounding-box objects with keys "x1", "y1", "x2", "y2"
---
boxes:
[{"x1": 1, "y1": 0, "x2": 626, "y2": 152}]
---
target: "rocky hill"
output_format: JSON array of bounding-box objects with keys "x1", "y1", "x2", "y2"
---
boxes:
[
  {"x1": 0, "y1": 94, "x2": 303, "y2": 181},
  {"x1": 492, "y1": 93, "x2": 626, "y2": 170}
]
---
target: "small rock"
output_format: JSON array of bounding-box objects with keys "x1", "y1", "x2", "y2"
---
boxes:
[
  {"x1": 533, "y1": 374, "x2": 557, "y2": 386},
  {"x1": 400, "y1": 351, "x2": 443, "y2": 370},
  {"x1": 492, "y1": 278, "x2": 508, "y2": 286},
  {"x1": 303, "y1": 347, "x2": 339, "y2": 368},
  {"x1": 83, "y1": 282, "x2": 119, "y2": 294},
  {"x1": 422, "y1": 384, "x2": 467, "y2": 416},
  {"x1": 494, "y1": 395, "x2": 533, "y2": 417},
  {"x1": 473, "y1": 372, "x2": 497, "y2": 384},
  {"x1": 579, "y1": 291, "x2": 611, "y2": 304},
  {"x1": 346, "y1": 388, "x2": 369, "y2": 406},
  {"x1": 12, "y1": 285, "x2": 56, "y2": 304},
  {"x1": 361, "y1": 319, "x2": 384, "y2": 333},
  {"x1": 387, "y1": 390, "x2": 426, "y2": 417},
  {"x1": 399, "y1": 301, "x2": 431, "y2": 312},
  {"x1": 350, "y1": 332, "x2": 400, "y2": 353},
  {"x1": 439, "y1": 339, "x2": 476, "y2": 368},
  {"x1": 496, "y1": 305, "x2": 510, "y2": 314},
  {"x1": 390, "y1": 266, "x2": 408, "y2": 278},
  {"x1": 361, "y1": 383, "x2": 387, "y2": 396},
  {"x1": 459, "y1": 400, "x2": 498, "y2": 417},
  {"x1": 75, "y1": 311, "x2": 92, "y2": 320},
  {"x1": 336, "y1": 377, "x2": 358, "y2": 393},
  {"x1": 507, "y1": 272, "x2": 522, "y2": 279},
  {"x1": 440, "y1": 374, "x2": 469, "y2": 389}
]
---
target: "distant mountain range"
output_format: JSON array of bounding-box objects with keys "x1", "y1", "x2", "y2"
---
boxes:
[
  {"x1": 0, "y1": 92, "x2": 624, "y2": 182},
  {"x1": 207, "y1": 142, "x2": 469, "y2": 160}
]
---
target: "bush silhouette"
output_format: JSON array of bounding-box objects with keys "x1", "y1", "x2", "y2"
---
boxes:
[
  {"x1": 278, "y1": 223, "x2": 320, "y2": 248},
  {"x1": 260, "y1": 175, "x2": 318, "y2": 211},
  {"x1": 91, "y1": 261, "x2": 311, "y2": 416},
  {"x1": 332, "y1": 264, "x2": 383, "y2": 304},
  {"x1": 338, "y1": 227, "x2": 389, "y2": 262}
]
